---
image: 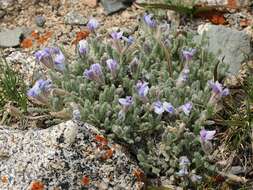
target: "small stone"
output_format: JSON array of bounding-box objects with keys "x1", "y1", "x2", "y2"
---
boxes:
[
  {"x1": 0, "y1": 9, "x2": 5, "y2": 18},
  {"x1": 0, "y1": 0, "x2": 15, "y2": 9},
  {"x1": 83, "y1": 0, "x2": 97, "y2": 7},
  {"x1": 0, "y1": 27, "x2": 24, "y2": 47},
  {"x1": 35, "y1": 15, "x2": 46, "y2": 27},
  {"x1": 64, "y1": 11, "x2": 87, "y2": 25}
]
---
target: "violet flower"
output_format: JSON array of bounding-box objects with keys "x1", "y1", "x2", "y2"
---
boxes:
[
  {"x1": 136, "y1": 81, "x2": 149, "y2": 97},
  {"x1": 27, "y1": 79, "x2": 52, "y2": 97},
  {"x1": 180, "y1": 102, "x2": 193, "y2": 116},
  {"x1": 163, "y1": 102, "x2": 175, "y2": 114},
  {"x1": 111, "y1": 31, "x2": 123, "y2": 40},
  {"x1": 143, "y1": 13, "x2": 156, "y2": 28},
  {"x1": 153, "y1": 101, "x2": 164, "y2": 115},
  {"x1": 27, "y1": 79, "x2": 52, "y2": 104},
  {"x1": 208, "y1": 81, "x2": 229, "y2": 97},
  {"x1": 182, "y1": 48, "x2": 196, "y2": 61},
  {"x1": 122, "y1": 35, "x2": 134, "y2": 45},
  {"x1": 35, "y1": 47, "x2": 65, "y2": 72},
  {"x1": 119, "y1": 96, "x2": 133, "y2": 107},
  {"x1": 177, "y1": 156, "x2": 190, "y2": 177},
  {"x1": 106, "y1": 59, "x2": 118, "y2": 78},
  {"x1": 87, "y1": 18, "x2": 99, "y2": 31},
  {"x1": 84, "y1": 63, "x2": 104, "y2": 83},
  {"x1": 200, "y1": 128, "x2": 216, "y2": 154},
  {"x1": 176, "y1": 64, "x2": 190, "y2": 87},
  {"x1": 78, "y1": 39, "x2": 89, "y2": 56},
  {"x1": 200, "y1": 128, "x2": 216, "y2": 142},
  {"x1": 208, "y1": 81, "x2": 229, "y2": 105},
  {"x1": 129, "y1": 57, "x2": 139, "y2": 73}
]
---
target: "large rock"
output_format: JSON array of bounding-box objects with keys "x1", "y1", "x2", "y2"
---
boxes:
[
  {"x1": 0, "y1": 27, "x2": 24, "y2": 47},
  {"x1": 0, "y1": 121, "x2": 144, "y2": 189},
  {"x1": 195, "y1": 24, "x2": 252, "y2": 75},
  {"x1": 101, "y1": 0, "x2": 134, "y2": 15}
]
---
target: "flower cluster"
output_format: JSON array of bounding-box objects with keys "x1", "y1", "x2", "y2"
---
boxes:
[{"x1": 35, "y1": 47, "x2": 65, "y2": 72}]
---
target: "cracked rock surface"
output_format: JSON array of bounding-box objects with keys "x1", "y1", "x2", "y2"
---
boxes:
[{"x1": 0, "y1": 120, "x2": 144, "y2": 189}]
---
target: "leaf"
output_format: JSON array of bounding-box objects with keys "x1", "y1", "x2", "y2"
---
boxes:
[
  {"x1": 195, "y1": 11, "x2": 227, "y2": 25},
  {"x1": 72, "y1": 30, "x2": 90, "y2": 45}
]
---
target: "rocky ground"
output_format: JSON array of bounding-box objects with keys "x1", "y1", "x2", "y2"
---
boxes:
[{"x1": 0, "y1": 0, "x2": 253, "y2": 189}]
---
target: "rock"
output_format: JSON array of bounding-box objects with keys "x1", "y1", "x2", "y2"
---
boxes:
[
  {"x1": 196, "y1": 0, "x2": 250, "y2": 7},
  {"x1": 195, "y1": 24, "x2": 252, "y2": 75},
  {"x1": 83, "y1": 0, "x2": 98, "y2": 7},
  {"x1": 0, "y1": 0, "x2": 15, "y2": 9},
  {"x1": 64, "y1": 11, "x2": 87, "y2": 25},
  {"x1": 0, "y1": 27, "x2": 25, "y2": 47},
  {"x1": 0, "y1": 120, "x2": 144, "y2": 189},
  {"x1": 35, "y1": 15, "x2": 46, "y2": 27},
  {"x1": 101, "y1": 0, "x2": 134, "y2": 15}
]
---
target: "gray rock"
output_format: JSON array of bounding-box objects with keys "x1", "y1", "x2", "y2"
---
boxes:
[
  {"x1": 0, "y1": 27, "x2": 25, "y2": 47},
  {"x1": 64, "y1": 11, "x2": 87, "y2": 25},
  {"x1": 35, "y1": 15, "x2": 46, "y2": 27},
  {"x1": 101, "y1": 0, "x2": 133, "y2": 15},
  {"x1": 195, "y1": 24, "x2": 252, "y2": 75},
  {"x1": 0, "y1": 120, "x2": 144, "y2": 189}
]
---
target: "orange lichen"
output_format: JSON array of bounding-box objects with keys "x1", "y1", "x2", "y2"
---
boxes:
[
  {"x1": 210, "y1": 15, "x2": 226, "y2": 25},
  {"x1": 1, "y1": 176, "x2": 8, "y2": 184},
  {"x1": 133, "y1": 169, "x2": 144, "y2": 182},
  {"x1": 31, "y1": 31, "x2": 40, "y2": 39},
  {"x1": 30, "y1": 181, "x2": 44, "y2": 190},
  {"x1": 21, "y1": 38, "x2": 33, "y2": 48},
  {"x1": 81, "y1": 176, "x2": 90, "y2": 186},
  {"x1": 101, "y1": 148, "x2": 114, "y2": 160},
  {"x1": 95, "y1": 135, "x2": 108, "y2": 146},
  {"x1": 227, "y1": 0, "x2": 237, "y2": 9},
  {"x1": 72, "y1": 30, "x2": 90, "y2": 45}
]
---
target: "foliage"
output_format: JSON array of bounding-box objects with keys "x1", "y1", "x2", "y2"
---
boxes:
[
  {"x1": 0, "y1": 57, "x2": 28, "y2": 113},
  {"x1": 32, "y1": 17, "x2": 229, "y2": 187}
]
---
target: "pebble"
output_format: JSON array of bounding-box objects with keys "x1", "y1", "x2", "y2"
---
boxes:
[
  {"x1": 0, "y1": 9, "x2": 5, "y2": 18},
  {"x1": 64, "y1": 11, "x2": 87, "y2": 25},
  {"x1": 35, "y1": 15, "x2": 46, "y2": 27}
]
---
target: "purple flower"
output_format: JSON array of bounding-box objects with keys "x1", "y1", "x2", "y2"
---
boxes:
[
  {"x1": 200, "y1": 128, "x2": 216, "y2": 142},
  {"x1": 208, "y1": 81, "x2": 229, "y2": 97},
  {"x1": 119, "y1": 96, "x2": 133, "y2": 107},
  {"x1": 153, "y1": 101, "x2": 164, "y2": 115},
  {"x1": 144, "y1": 13, "x2": 156, "y2": 28},
  {"x1": 35, "y1": 49, "x2": 53, "y2": 68},
  {"x1": 54, "y1": 50, "x2": 65, "y2": 71},
  {"x1": 136, "y1": 81, "x2": 149, "y2": 97},
  {"x1": 179, "y1": 156, "x2": 190, "y2": 166},
  {"x1": 78, "y1": 40, "x2": 89, "y2": 55},
  {"x1": 106, "y1": 59, "x2": 118, "y2": 77},
  {"x1": 27, "y1": 79, "x2": 52, "y2": 97},
  {"x1": 122, "y1": 35, "x2": 134, "y2": 45},
  {"x1": 111, "y1": 31, "x2": 123, "y2": 40},
  {"x1": 182, "y1": 48, "x2": 196, "y2": 61},
  {"x1": 129, "y1": 57, "x2": 139, "y2": 73},
  {"x1": 180, "y1": 102, "x2": 193, "y2": 116},
  {"x1": 35, "y1": 47, "x2": 65, "y2": 72},
  {"x1": 87, "y1": 18, "x2": 99, "y2": 31},
  {"x1": 84, "y1": 63, "x2": 103, "y2": 83},
  {"x1": 177, "y1": 168, "x2": 189, "y2": 176},
  {"x1": 191, "y1": 174, "x2": 202, "y2": 183},
  {"x1": 163, "y1": 102, "x2": 175, "y2": 114},
  {"x1": 176, "y1": 65, "x2": 190, "y2": 87}
]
